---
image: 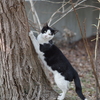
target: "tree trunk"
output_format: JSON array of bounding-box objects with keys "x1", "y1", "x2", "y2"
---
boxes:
[{"x1": 0, "y1": 0, "x2": 57, "y2": 100}]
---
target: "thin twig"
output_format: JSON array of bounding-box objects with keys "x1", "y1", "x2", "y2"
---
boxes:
[
  {"x1": 94, "y1": 12, "x2": 100, "y2": 61},
  {"x1": 48, "y1": 0, "x2": 70, "y2": 26},
  {"x1": 43, "y1": 0, "x2": 70, "y2": 4},
  {"x1": 81, "y1": 4, "x2": 100, "y2": 11},
  {"x1": 91, "y1": 37, "x2": 100, "y2": 41},
  {"x1": 62, "y1": 0, "x2": 65, "y2": 13},
  {"x1": 94, "y1": 11, "x2": 100, "y2": 99}
]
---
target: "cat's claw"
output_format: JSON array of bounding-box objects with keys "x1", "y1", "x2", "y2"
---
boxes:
[
  {"x1": 29, "y1": 31, "x2": 35, "y2": 39},
  {"x1": 29, "y1": 31, "x2": 34, "y2": 36},
  {"x1": 57, "y1": 95, "x2": 64, "y2": 100}
]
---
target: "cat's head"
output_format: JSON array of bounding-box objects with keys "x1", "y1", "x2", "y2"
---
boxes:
[{"x1": 40, "y1": 23, "x2": 58, "y2": 41}]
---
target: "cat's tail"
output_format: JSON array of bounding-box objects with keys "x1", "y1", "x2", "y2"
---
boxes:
[{"x1": 74, "y1": 72, "x2": 87, "y2": 100}]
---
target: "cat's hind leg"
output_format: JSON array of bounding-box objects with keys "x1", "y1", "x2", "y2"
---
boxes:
[
  {"x1": 54, "y1": 72, "x2": 70, "y2": 100},
  {"x1": 57, "y1": 90, "x2": 67, "y2": 100}
]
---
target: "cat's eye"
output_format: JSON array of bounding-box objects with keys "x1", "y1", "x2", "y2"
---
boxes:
[{"x1": 44, "y1": 31, "x2": 47, "y2": 33}]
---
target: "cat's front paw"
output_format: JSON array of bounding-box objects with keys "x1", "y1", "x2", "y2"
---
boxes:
[
  {"x1": 29, "y1": 31, "x2": 36, "y2": 40},
  {"x1": 29, "y1": 31, "x2": 34, "y2": 37}
]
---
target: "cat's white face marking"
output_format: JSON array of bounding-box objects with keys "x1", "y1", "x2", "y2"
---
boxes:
[
  {"x1": 37, "y1": 29, "x2": 54, "y2": 44},
  {"x1": 42, "y1": 29, "x2": 54, "y2": 40}
]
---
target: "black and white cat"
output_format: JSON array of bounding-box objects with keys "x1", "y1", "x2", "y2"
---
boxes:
[{"x1": 29, "y1": 24, "x2": 87, "y2": 100}]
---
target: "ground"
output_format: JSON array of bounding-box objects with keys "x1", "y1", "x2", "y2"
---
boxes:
[{"x1": 53, "y1": 36, "x2": 100, "y2": 100}]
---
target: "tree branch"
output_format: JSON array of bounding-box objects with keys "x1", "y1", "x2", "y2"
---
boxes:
[
  {"x1": 50, "y1": 0, "x2": 87, "y2": 27},
  {"x1": 29, "y1": 0, "x2": 42, "y2": 31},
  {"x1": 48, "y1": 0, "x2": 70, "y2": 26}
]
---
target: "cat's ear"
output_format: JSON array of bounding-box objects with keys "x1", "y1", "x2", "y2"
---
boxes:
[
  {"x1": 43, "y1": 23, "x2": 48, "y2": 28},
  {"x1": 54, "y1": 29, "x2": 58, "y2": 34}
]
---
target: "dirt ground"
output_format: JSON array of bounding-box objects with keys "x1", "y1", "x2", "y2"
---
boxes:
[{"x1": 56, "y1": 35, "x2": 100, "y2": 100}]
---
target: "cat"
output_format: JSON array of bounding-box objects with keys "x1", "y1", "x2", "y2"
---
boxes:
[{"x1": 29, "y1": 24, "x2": 88, "y2": 100}]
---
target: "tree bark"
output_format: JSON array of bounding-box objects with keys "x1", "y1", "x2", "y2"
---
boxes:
[{"x1": 0, "y1": 0, "x2": 57, "y2": 100}]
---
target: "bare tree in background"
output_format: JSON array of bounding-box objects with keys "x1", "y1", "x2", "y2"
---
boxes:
[{"x1": 0, "y1": 0, "x2": 57, "y2": 100}]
